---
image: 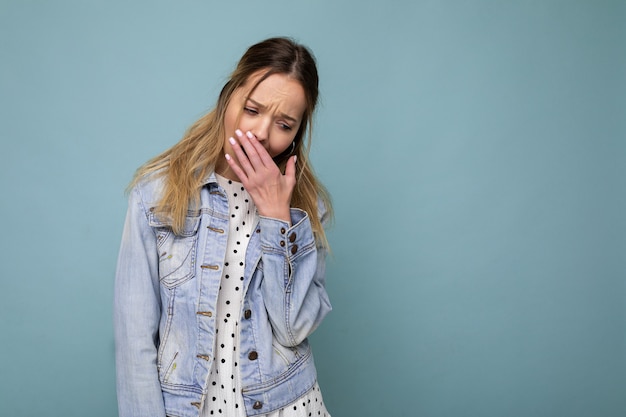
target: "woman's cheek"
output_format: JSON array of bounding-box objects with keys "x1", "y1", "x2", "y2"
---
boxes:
[{"x1": 273, "y1": 140, "x2": 293, "y2": 157}]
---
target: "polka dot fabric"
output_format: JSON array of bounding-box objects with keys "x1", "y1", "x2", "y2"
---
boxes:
[{"x1": 201, "y1": 175, "x2": 330, "y2": 417}]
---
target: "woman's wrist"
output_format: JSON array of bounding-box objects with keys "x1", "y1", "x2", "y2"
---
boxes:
[{"x1": 257, "y1": 206, "x2": 291, "y2": 225}]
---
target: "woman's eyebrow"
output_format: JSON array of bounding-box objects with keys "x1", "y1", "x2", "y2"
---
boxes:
[{"x1": 247, "y1": 98, "x2": 299, "y2": 124}]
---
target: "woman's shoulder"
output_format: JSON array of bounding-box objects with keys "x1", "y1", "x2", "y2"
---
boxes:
[
  {"x1": 316, "y1": 194, "x2": 333, "y2": 227},
  {"x1": 128, "y1": 172, "x2": 167, "y2": 208}
]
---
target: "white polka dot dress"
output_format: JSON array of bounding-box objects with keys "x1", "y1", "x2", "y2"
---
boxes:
[{"x1": 200, "y1": 175, "x2": 330, "y2": 417}]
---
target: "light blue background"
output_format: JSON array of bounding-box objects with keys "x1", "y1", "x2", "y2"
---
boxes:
[{"x1": 1, "y1": 1, "x2": 624, "y2": 416}]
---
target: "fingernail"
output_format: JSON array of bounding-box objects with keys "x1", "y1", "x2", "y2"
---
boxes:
[
  {"x1": 229, "y1": 137, "x2": 236, "y2": 145},
  {"x1": 235, "y1": 129, "x2": 243, "y2": 137},
  {"x1": 246, "y1": 131, "x2": 254, "y2": 139},
  {"x1": 294, "y1": 155, "x2": 297, "y2": 163},
  {"x1": 225, "y1": 153, "x2": 231, "y2": 160}
]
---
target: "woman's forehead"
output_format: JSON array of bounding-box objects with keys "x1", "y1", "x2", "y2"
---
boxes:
[{"x1": 238, "y1": 73, "x2": 306, "y2": 115}]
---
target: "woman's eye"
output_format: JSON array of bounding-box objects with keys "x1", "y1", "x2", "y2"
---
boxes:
[
  {"x1": 244, "y1": 107, "x2": 258, "y2": 115},
  {"x1": 280, "y1": 123, "x2": 292, "y2": 131}
]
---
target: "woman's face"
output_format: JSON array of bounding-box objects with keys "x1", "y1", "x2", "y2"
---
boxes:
[{"x1": 218, "y1": 71, "x2": 307, "y2": 179}]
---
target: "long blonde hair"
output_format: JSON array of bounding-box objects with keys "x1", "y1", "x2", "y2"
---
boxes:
[{"x1": 130, "y1": 37, "x2": 332, "y2": 247}]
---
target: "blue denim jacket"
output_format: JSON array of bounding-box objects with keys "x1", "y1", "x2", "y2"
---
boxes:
[{"x1": 114, "y1": 173, "x2": 331, "y2": 417}]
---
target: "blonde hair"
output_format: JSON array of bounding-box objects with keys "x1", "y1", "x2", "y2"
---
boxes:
[{"x1": 130, "y1": 37, "x2": 332, "y2": 247}]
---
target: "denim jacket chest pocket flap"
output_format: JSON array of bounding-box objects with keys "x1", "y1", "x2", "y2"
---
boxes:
[{"x1": 148, "y1": 209, "x2": 201, "y2": 288}]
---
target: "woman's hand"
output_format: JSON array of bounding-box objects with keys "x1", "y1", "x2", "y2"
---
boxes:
[{"x1": 225, "y1": 129, "x2": 296, "y2": 224}]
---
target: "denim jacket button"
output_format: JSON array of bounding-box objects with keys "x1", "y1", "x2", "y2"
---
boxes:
[
  {"x1": 244, "y1": 309, "x2": 252, "y2": 319},
  {"x1": 289, "y1": 233, "x2": 296, "y2": 242},
  {"x1": 248, "y1": 351, "x2": 258, "y2": 360},
  {"x1": 253, "y1": 401, "x2": 263, "y2": 410},
  {"x1": 290, "y1": 245, "x2": 298, "y2": 255},
  {"x1": 280, "y1": 227, "x2": 286, "y2": 234},
  {"x1": 280, "y1": 240, "x2": 285, "y2": 247}
]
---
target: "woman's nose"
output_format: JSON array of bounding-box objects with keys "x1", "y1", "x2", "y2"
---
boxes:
[{"x1": 251, "y1": 118, "x2": 270, "y2": 142}]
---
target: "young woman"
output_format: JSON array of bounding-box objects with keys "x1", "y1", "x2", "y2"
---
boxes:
[{"x1": 114, "y1": 37, "x2": 333, "y2": 417}]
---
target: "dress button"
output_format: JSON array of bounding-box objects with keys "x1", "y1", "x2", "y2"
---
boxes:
[
  {"x1": 244, "y1": 309, "x2": 252, "y2": 319},
  {"x1": 248, "y1": 351, "x2": 258, "y2": 360},
  {"x1": 256, "y1": 228, "x2": 261, "y2": 233},
  {"x1": 289, "y1": 233, "x2": 296, "y2": 242},
  {"x1": 253, "y1": 401, "x2": 263, "y2": 410},
  {"x1": 280, "y1": 227, "x2": 286, "y2": 234},
  {"x1": 290, "y1": 245, "x2": 298, "y2": 255}
]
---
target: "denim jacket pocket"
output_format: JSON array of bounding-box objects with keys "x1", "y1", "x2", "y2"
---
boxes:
[{"x1": 149, "y1": 210, "x2": 201, "y2": 288}]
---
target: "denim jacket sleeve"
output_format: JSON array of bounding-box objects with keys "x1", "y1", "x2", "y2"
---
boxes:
[
  {"x1": 257, "y1": 203, "x2": 332, "y2": 347},
  {"x1": 114, "y1": 185, "x2": 166, "y2": 417}
]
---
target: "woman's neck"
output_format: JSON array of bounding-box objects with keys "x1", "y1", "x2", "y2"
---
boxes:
[{"x1": 214, "y1": 158, "x2": 240, "y2": 182}]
